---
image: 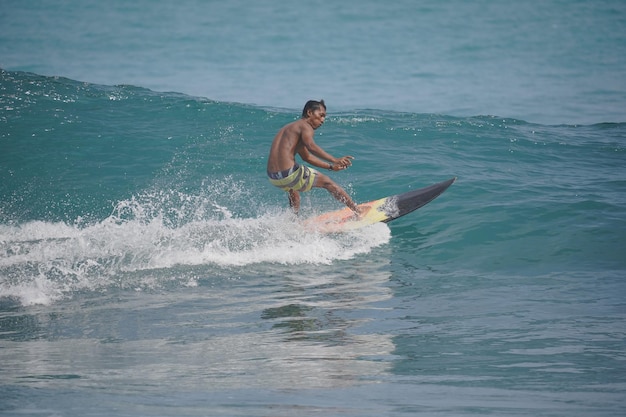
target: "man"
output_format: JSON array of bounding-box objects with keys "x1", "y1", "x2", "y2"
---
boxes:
[{"x1": 266, "y1": 100, "x2": 362, "y2": 215}]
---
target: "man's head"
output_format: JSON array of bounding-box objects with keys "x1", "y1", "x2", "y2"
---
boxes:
[{"x1": 301, "y1": 100, "x2": 326, "y2": 118}]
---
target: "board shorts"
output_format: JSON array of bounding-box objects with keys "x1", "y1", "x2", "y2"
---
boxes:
[{"x1": 267, "y1": 163, "x2": 317, "y2": 192}]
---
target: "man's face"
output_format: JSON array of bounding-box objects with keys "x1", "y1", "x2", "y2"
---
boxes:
[{"x1": 308, "y1": 108, "x2": 326, "y2": 129}]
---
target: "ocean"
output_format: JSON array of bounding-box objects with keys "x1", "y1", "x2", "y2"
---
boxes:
[{"x1": 1, "y1": 1, "x2": 625, "y2": 416}]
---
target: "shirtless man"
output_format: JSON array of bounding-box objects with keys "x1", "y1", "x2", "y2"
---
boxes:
[{"x1": 266, "y1": 99, "x2": 361, "y2": 215}]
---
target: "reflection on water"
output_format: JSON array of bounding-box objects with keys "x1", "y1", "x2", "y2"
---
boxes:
[
  {"x1": 256, "y1": 258, "x2": 395, "y2": 388},
  {"x1": 0, "y1": 252, "x2": 396, "y2": 395}
]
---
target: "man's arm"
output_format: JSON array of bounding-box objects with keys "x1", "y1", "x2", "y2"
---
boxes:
[
  {"x1": 298, "y1": 144, "x2": 354, "y2": 171},
  {"x1": 300, "y1": 127, "x2": 337, "y2": 162},
  {"x1": 298, "y1": 146, "x2": 335, "y2": 170},
  {"x1": 300, "y1": 128, "x2": 354, "y2": 168}
]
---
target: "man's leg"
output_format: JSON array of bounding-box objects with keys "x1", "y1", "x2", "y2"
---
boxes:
[
  {"x1": 288, "y1": 189, "x2": 300, "y2": 214},
  {"x1": 313, "y1": 173, "x2": 360, "y2": 213}
]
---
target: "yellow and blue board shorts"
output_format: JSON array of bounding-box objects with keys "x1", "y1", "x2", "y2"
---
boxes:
[{"x1": 267, "y1": 164, "x2": 317, "y2": 192}]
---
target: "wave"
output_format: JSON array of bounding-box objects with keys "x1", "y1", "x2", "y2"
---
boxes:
[
  {"x1": 0, "y1": 195, "x2": 391, "y2": 306},
  {"x1": 3, "y1": 70, "x2": 626, "y2": 307}
]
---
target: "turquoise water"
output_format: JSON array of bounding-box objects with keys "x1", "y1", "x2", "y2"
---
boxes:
[
  {"x1": 2, "y1": 1, "x2": 626, "y2": 416},
  {"x1": 2, "y1": 0, "x2": 625, "y2": 125}
]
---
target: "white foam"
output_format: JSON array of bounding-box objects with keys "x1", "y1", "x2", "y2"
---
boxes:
[{"x1": 0, "y1": 208, "x2": 390, "y2": 306}]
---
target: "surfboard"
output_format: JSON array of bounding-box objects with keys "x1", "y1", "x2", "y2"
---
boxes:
[{"x1": 303, "y1": 177, "x2": 456, "y2": 233}]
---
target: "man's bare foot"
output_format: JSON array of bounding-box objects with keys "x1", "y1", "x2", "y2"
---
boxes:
[{"x1": 353, "y1": 205, "x2": 371, "y2": 219}]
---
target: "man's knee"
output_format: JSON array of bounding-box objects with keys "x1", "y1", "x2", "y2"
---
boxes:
[{"x1": 314, "y1": 173, "x2": 333, "y2": 188}]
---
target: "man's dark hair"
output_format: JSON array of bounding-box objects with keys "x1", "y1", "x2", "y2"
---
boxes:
[{"x1": 301, "y1": 100, "x2": 326, "y2": 118}]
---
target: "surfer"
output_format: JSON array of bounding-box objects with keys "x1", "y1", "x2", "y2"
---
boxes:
[{"x1": 267, "y1": 99, "x2": 362, "y2": 216}]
